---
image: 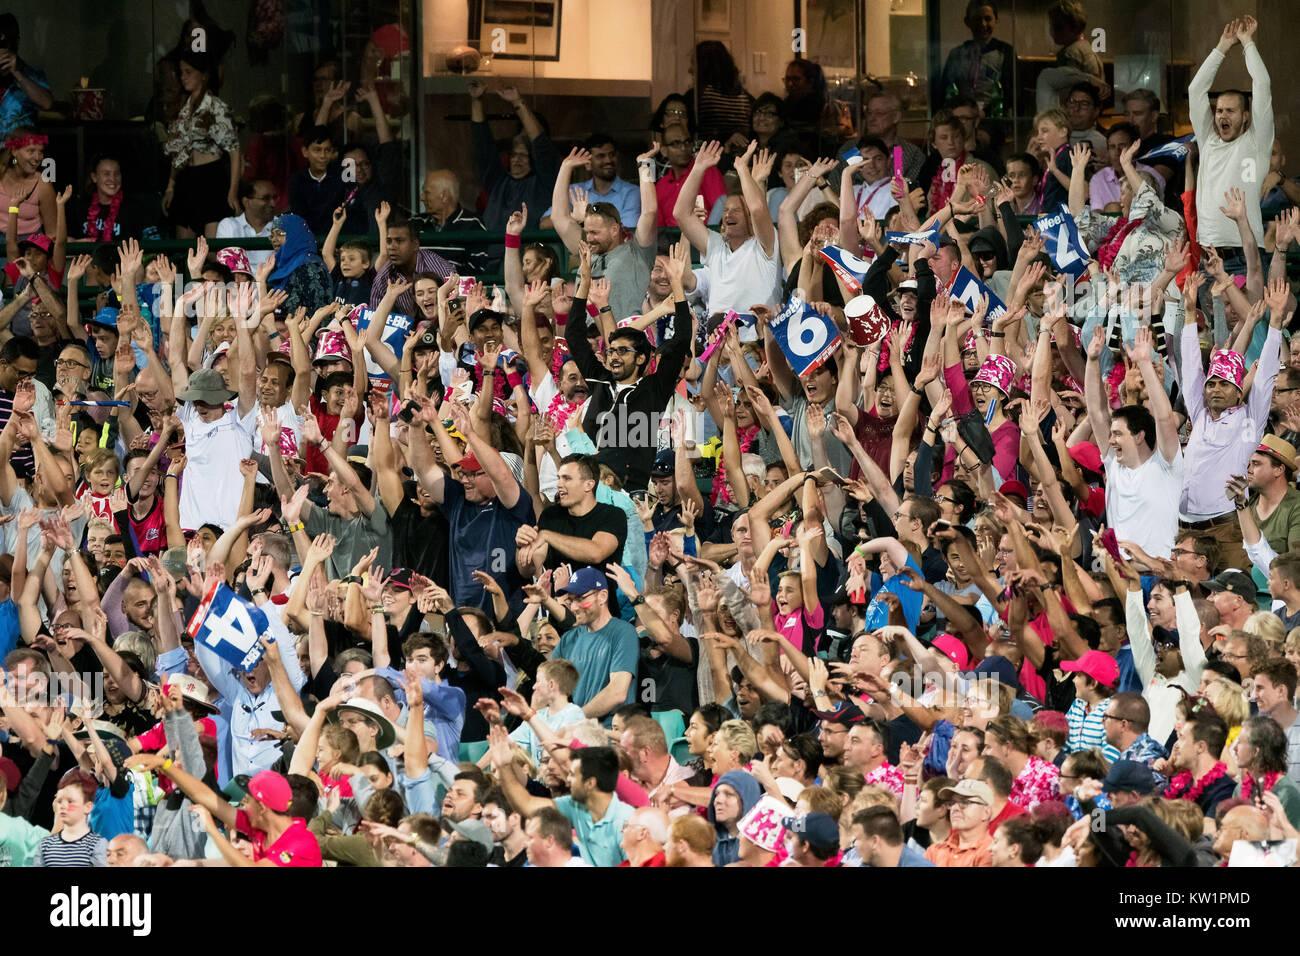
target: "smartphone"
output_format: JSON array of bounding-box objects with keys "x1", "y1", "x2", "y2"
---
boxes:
[
  {"x1": 398, "y1": 400, "x2": 420, "y2": 424},
  {"x1": 694, "y1": 194, "x2": 705, "y2": 214},
  {"x1": 815, "y1": 466, "x2": 846, "y2": 487}
]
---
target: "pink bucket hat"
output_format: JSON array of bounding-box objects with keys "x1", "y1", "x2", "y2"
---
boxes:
[
  {"x1": 1207, "y1": 348, "x2": 1245, "y2": 390},
  {"x1": 972, "y1": 354, "x2": 1015, "y2": 395},
  {"x1": 313, "y1": 329, "x2": 352, "y2": 366},
  {"x1": 961, "y1": 328, "x2": 979, "y2": 353},
  {"x1": 216, "y1": 246, "x2": 252, "y2": 276},
  {"x1": 737, "y1": 795, "x2": 788, "y2": 853}
]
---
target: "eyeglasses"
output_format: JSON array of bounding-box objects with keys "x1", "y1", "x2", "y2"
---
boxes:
[
  {"x1": 1065, "y1": 98, "x2": 1095, "y2": 108},
  {"x1": 664, "y1": 140, "x2": 691, "y2": 149},
  {"x1": 55, "y1": 358, "x2": 90, "y2": 370},
  {"x1": 608, "y1": 346, "x2": 638, "y2": 356},
  {"x1": 664, "y1": 108, "x2": 687, "y2": 116},
  {"x1": 934, "y1": 494, "x2": 956, "y2": 504},
  {"x1": 1170, "y1": 548, "x2": 1198, "y2": 558},
  {"x1": 754, "y1": 108, "x2": 779, "y2": 119}
]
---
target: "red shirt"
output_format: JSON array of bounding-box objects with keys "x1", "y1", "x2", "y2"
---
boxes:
[
  {"x1": 655, "y1": 163, "x2": 727, "y2": 227},
  {"x1": 305, "y1": 393, "x2": 364, "y2": 476},
  {"x1": 617, "y1": 851, "x2": 666, "y2": 867},
  {"x1": 135, "y1": 717, "x2": 219, "y2": 793},
  {"x1": 987, "y1": 799, "x2": 1028, "y2": 836},
  {"x1": 234, "y1": 809, "x2": 322, "y2": 867}
]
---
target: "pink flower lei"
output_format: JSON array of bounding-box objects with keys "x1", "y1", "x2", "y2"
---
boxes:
[
  {"x1": 1239, "y1": 770, "x2": 1282, "y2": 803},
  {"x1": 1163, "y1": 762, "x2": 1226, "y2": 802}
]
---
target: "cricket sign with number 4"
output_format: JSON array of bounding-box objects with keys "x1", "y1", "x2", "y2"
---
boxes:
[
  {"x1": 187, "y1": 582, "x2": 269, "y2": 672},
  {"x1": 770, "y1": 294, "x2": 842, "y2": 378},
  {"x1": 1034, "y1": 203, "x2": 1091, "y2": 279}
]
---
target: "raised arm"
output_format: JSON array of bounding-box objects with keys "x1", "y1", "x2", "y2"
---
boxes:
[
  {"x1": 672, "y1": 141, "x2": 724, "y2": 253},
  {"x1": 550, "y1": 148, "x2": 588, "y2": 253},
  {"x1": 734, "y1": 141, "x2": 776, "y2": 256},
  {"x1": 1126, "y1": 326, "x2": 1179, "y2": 463}
]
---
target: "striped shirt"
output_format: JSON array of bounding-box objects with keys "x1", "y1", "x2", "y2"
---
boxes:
[
  {"x1": 1065, "y1": 696, "x2": 1120, "y2": 762},
  {"x1": 35, "y1": 831, "x2": 108, "y2": 867}
]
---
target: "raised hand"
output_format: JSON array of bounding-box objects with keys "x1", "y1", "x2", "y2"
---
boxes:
[
  {"x1": 506, "y1": 203, "x2": 527, "y2": 236},
  {"x1": 1219, "y1": 187, "x2": 1248, "y2": 223},
  {"x1": 695, "y1": 140, "x2": 725, "y2": 169}
]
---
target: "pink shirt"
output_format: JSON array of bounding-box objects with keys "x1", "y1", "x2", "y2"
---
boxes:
[
  {"x1": 773, "y1": 603, "x2": 826, "y2": 656},
  {"x1": 939, "y1": 363, "x2": 1021, "y2": 484},
  {"x1": 235, "y1": 810, "x2": 323, "y2": 867}
]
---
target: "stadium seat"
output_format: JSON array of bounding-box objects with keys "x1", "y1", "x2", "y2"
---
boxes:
[
  {"x1": 459, "y1": 740, "x2": 490, "y2": 764},
  {"x1": 651, "y1": 709, "x2": 685, "y2": 742},
  {"x1": 669, "y1": 736, "x2": 693, "y2": 766}
]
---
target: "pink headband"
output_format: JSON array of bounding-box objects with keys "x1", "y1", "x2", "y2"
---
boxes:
[{"x1": 1207, "y1": 349, "x2": 1245, "y2": 390}]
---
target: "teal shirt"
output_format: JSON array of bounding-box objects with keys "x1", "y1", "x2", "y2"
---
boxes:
[
  {"x1": 0, "y1": 813, "x2": 51, "y2": 867},
  {"x1": 554, "y1": 793, "x2": 635, "y2": 866},
  {"x1": 553, "y1": 617, "x2": 639, "y2": 718}
]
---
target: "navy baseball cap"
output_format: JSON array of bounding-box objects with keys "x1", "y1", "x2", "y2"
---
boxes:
[
  {"x1": 651, "y1": 449, "x2": 674, "y2": 477},
  {"x1": 557, "y1": 566, "x2": 609, "y2": 596},
  {"x1": 781, "y1": 811, "x2": 839, "y2": 849},
  {"x1": 1101, "y1": 759, "x2": 1157, "y2": 795}
]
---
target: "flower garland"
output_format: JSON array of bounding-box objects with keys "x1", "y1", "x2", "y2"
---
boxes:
[
  {"x1": 546, "y1": 390, "x2": 582, "y2": 433},
  {"x1": 1239, "y1": 770, "x2": 1282, "y2": 803},
  {"x1": 1163, "y1": 762, "x2": 1226, "y2": 802},
  {"x1": 711, "y1": 424, "x2": 759, "y2": 505},
  {"x1": 83, "y1": 190, "x2": 123, "y2": 242}
]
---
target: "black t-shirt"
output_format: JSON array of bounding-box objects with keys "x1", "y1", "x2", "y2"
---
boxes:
[
  {"x1": 538, "y1": 501, "x2": 628, "y2": 612},
  {"x1": 882, "y1": 712, "x2": 923, "y2": 766},
  {"x1": 391, "y1": 491, "x2": 451, "y2": 591},
  {"x1": 1, "y1": 741, "x2": 75, "y2": 829},
  {"x1": 639, "y1": 637, "x2": 700, "y2": 720}
]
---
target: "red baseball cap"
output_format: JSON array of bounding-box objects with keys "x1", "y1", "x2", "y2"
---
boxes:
[
  {"x1": 456, "y1": 452, "x2": 482, "y2": 474},
  {"x1": 240, "y1": 770, "x2": 293, "y2": 813},
  {"x1": 1067, "y1": 442, "x2": 1103, "y2": 475},
  {"x1": 998, "y1": 480, "x2": 1029, "y2": 501},
  {"x1": 1060, "y1": 650, "x2": 1119, "y2": 688}
]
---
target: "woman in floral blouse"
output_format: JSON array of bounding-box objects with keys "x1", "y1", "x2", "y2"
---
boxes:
[
  {"x1": 161, "y1": 49, "x2": 241, "y2": 238},
  {"x1": 985, "y1": 714, "x2": 1061, "y2": 810}
]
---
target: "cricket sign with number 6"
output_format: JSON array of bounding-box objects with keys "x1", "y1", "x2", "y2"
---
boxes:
[
  {"x1": 187, "y1": 582, "x2": 269, "y2": 672},
  {"x1": 770, "y1": 294, "x2": 842, "y2": 378}
]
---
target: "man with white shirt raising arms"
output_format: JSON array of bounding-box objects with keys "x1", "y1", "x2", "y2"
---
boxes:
[
  {"x1": 1085, "y1": 325, "x2": 1183, "y2": 559},
  {"x1": 1188, "y1": 16, "x2": 1273, "y2": 275},
  {"x1": 1178, "y1": 275, "x2": 1288, "y2": 571}
]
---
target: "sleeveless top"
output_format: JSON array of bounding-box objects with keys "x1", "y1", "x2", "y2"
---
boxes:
[{"x1": 2, "y1": 176, "x2": 43, "y2": 237}]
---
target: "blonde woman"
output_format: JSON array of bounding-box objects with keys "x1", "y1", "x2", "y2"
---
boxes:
[
  {"x1": 1244, "y1": 611, "x2": 1286, "y2": 657},
  {"x1": 1204, "y1": 676, "x2": 1250, "y2": 776}
]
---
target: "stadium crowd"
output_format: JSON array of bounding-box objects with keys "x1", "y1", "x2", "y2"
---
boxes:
[{"x1": 2, "y1": 2, "x2": 1300, "y2": 869}]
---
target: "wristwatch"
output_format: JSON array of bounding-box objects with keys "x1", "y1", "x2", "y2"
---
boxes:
[{"x1": 631, "y1": 594, "x2": 646, "y2": 607}]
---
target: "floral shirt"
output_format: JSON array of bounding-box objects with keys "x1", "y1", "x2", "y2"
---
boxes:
[
  {"x1": 864, "y1": 760, "x2": 905, "y2": 797},
  {"x1": 164, "y1": 92, "x2": 240, "y2": 169},
  {"x1": 1010, "y1": 755, "x2": 1060, "y2": 810},
  {"x1": 1120, "y1": 733, "x2": 1170, "y2": 790}
]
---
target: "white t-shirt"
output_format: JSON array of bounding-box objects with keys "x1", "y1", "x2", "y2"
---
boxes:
[
  {"x1": 242, "y1": 401, "x2": 302, "y2": 457},
  {"x1": 528, "y1": 372, "x2": 589, "y2": 500},
  {"x1": 1103, "y1": 447, "x2": 1185, "y2": 559},
  {"x1": 177, "y1": 401, "x2": 255, "y2": 531},
  {"x1": 704, "y1": 231, "x2": 783, "y2": 317}
]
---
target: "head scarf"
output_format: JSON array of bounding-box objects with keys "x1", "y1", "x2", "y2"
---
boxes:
[{"x1": 268, "y1": 214, "x2": 322, "y2": 288}]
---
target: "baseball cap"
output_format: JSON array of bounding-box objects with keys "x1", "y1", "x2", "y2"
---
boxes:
[
  {"x1": 780, "y1": 811, "x2": 839, "y2": 849},
  {"x1": 650, "y1": 449, "x2": 674, "y2": 477},
  {"x1": 1060, "y1": 650, "x2": 1119, "y2": 688},
  {"x1": 1101, "y1": 759, "x2": 1157, "y2": 795},
  {"x1": 897, "y1": 278, "x2": 918, "y2": 293},
  {"x1": 938, "y1": 779, "x2": 994, "y2": 806},
  {"x1": 468, "y1": 308, "x2": 503, "y2": 332},
  {"x1": 1067, "y1": 441, "x2": 1104, "y2": 475},
  {"x1": 447, "y1": 818, "x2": 495, "y2": 852},
  {"x1": 930, "y1": 633, "x2": 969, "y2": 670},
  {"x1": 236, "y1": 770, "x2": 293, "y2": 813},
  {"x1": 455, "y1": 452, "x2": 483, "y2": 474},
  {"x1": 388, "y1": 567, "x2": 413, "y2": 591},
  {"x1": 998, "y1": 480, "x2": 1029, "y2": 502},
  {"x1": 557, "y1": 566, "x2": 609, "y2": 596},
  {"x1": 1203, "y1": 570, "x2": 1257, "y2": 603},
  {"x1": 412, "y1": 329, "x2": 440, "y2": 352},
  {"x1": 19, "y1": 233, "x2": 51, "y2": 255}
]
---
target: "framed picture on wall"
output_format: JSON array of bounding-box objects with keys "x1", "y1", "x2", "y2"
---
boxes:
[
  {"x1": 697, "y1": 0, "x2": 730, "y2": 33},
  {"x1": 798, "y1": 0, "x2": 857, "y2": 71},
  {"x1": 470, "y1": 0, "x2": 562, "y2": 61}
]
